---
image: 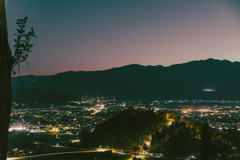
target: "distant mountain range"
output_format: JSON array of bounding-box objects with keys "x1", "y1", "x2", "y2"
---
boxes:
[{"x1": 12, "y1": 58, "x2": 240, "y2": 103}]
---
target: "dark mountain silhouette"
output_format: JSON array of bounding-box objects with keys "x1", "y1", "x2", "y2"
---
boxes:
[
  {"x1": 12, "y1": 86, "x2": 79, "y2": 103},
  {"x1": 12, "y1": 58, "x2": 240, "y2": 100}
]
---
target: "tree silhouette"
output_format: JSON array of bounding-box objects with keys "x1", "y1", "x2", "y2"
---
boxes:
[
  {"x1": 0, "y1": 1, "x2": 12, "y2": 159},
  {"x1": 150, "y1": 121, "x2": 200, "y2": 157},
  {"x1": 143, "y1": 144, "x2": 148, "y2": 151},
  {"x1": 12, "y1": 16, "x2": 36, "y2": 75},
  {"x1": 199, "y1": 123, "x2": 214, "y2": 160},
  {"x1": 0, "y1": 0, "x2": 36, "y2": 159},
  {"x1": 89, "y1": 109, "x2": 167, "y2": 149}
]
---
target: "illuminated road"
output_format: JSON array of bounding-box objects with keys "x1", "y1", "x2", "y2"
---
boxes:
[
  {"x1": 7, "y1": 148, "x2": 162, "y2": 160},
  {"x1": 7, "y1": 150, "x2": 98, "y2": 160}
]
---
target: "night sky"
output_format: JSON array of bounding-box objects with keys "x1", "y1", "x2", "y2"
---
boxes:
[{"x1": 6, "y1": 0, "x2": 240, "y2": 75}]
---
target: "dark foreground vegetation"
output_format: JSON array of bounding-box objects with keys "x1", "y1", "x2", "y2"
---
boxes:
[{"x1": 80, "y1": 107, "x2": 240, "y2": 160}]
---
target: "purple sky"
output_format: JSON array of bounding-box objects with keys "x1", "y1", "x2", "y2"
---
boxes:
[{"x1": 6, "y1": 0, "x2": 240, "y2": 75}]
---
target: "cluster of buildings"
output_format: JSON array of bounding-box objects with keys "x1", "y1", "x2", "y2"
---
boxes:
[
  {"x1": 7, "y1": 98, "x2": 240, "y2": 158},
  {"x1": 10, "y1": 97, "x2": 125, "y2": 134},
  {"x1": 10, "y1": 99, "x2": 240, "y2": 135},
  {"x1": 178, "y1": 104, "x2": 240, "y2": 132}
]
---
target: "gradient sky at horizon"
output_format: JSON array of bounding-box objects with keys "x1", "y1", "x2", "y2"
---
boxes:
[{"x1": 6, "y1": 0, "x2": 240, "y2": 75}]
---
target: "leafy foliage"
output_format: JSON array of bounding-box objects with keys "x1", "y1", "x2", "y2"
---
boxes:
[
  {"x1": 80, "y1": 108, "x2": 240, "y2": 159},
  {"x1": 200, "y1": 123, "x2": 240, "y2": 160},
  {"x1": 88, "y1": 108, "x2": 168, "y2": 149},
  {"x1": 12, "y1": 16, "x2": 36, "y2": 74},
  {"x1": 151, "y1": 121, "x2": 200, "y2": 157},
  {"x1": 225, "y1": 127, "x2": 240, "y2": 159}
]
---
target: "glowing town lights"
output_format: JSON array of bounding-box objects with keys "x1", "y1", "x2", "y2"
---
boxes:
[
  {"x1": 136, "y1": 155, "x2": 145, "y2": 158},
  {"x1": 99, "y1": 104, "x2": 105, "y2": 109},
  {"x1": 15, "y1": 127, "x2": 25, "y2": 130},
  {"x1": 188, "y1": 155, "x2": 196, "y2": 159},
  {"x1": 34, "y1": 115, "x2": 42, "y2": 118},
  {"x1": 70, "y1": 140, "x2": 80, "y2": 143},
  {"x1": 97, "y1": 148, "x2": 107, "y2": 152},
  {"x1": 182, "y1": 110, "x2": 189, "y2": 114},
  {"x1": 9, "y1": 125, "x2": 26, "y2": 132},
  {"x1": 197, "y1": 109, "x2": 210, "y2": 112},
  {"x1": 50, "y1": 127, "x2": 60, "y2": 132},
  {"x1": 146, "y1": 142, "x2": 150, "y2": 146},
  {"x1": 203, "y1": 89, "x2": 216, "y2": 92},
  {"x1": 90, "y1": 104, "x2": 106, "y2": 115},
  {"x1": 29, "y1": 129, "x2": 46, "y2": 133},
  {"x1": 166, "y1": 119, "x2": 173, "y2": 126}
]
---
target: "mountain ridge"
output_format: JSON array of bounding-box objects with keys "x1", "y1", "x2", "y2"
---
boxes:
[
  {"x1": 16, "y1": 58, "x2": 240, "y2": 77},
  {"x1": 12, "y1": 58, "x2": 240, "y2": 101}
]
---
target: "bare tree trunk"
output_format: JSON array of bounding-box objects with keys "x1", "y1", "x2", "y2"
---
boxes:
[{"x1": 0, "y1": 0, "x2": 12, "y2": 159}]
